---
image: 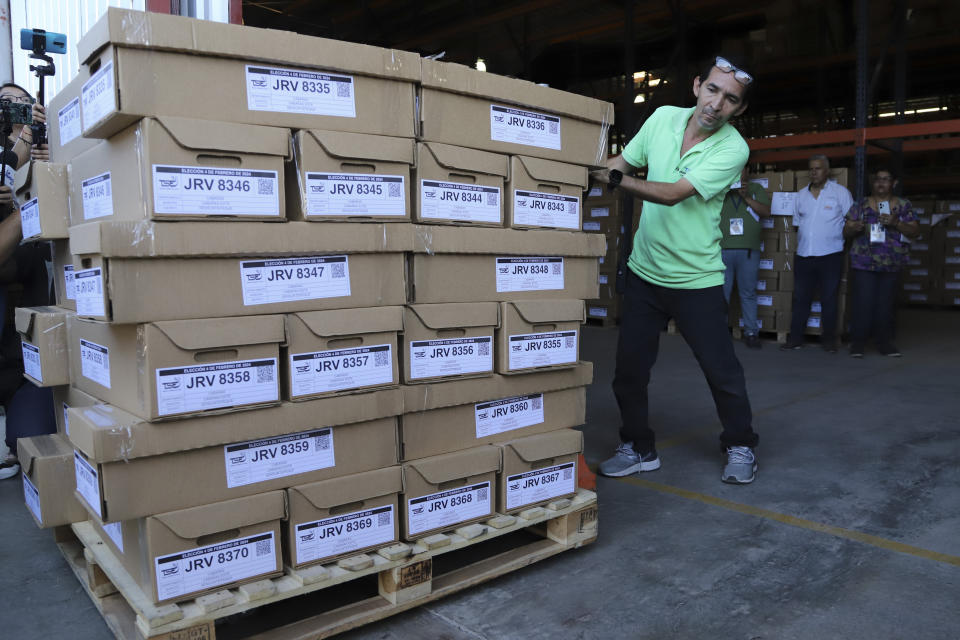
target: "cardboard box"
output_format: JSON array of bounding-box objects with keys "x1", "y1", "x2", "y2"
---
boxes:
[
  {"x1": 413, "y1": 142, "x2": 508, "y2": 226},
  {"x1": 69, "y1": 221, "x2": 410, "y2": 322},
  {"x1": 497, "y1": 429, "x2": 582, "y2": 513},
  {"x1": 102, "y1": 492, "x2": 285, "y2": 605},
  {"x1": 285, "y1": 466, "x2": 402, "y2": 569},
  {"x1": 419, "y1": 59, "x2": 613, "y2": 166},
  {"x1": 506, "y1": 156, "x2": 588, "y2": 230},
  {"x1": 909, "y1": 199, "x2": 935, "y2": 220},
  {"x1": 402, "y1": 303, "x2": 500, "y2": 383},
  {"x1": 15, "y1": 306, "x2": 72, "y2": 387},
  {"x1": 586, "y1": 301, "x2": 619, "y2": 321},
  {"x1": 401, "y1": 445, "x2": 500, "y2": 540},
  {"x1": 69, "y1": 315, "x2": 285, "y2": 421},
  {"x1": 582, "y1": 200, "x2": 621, "y2": 234},
  {"x1": 497, "y1": 300, "x2": 583, "y2": 374},
  {"x1": 399, "y1": 363, "x2": 589, "y2": 461},
  {"x1": 69, "y1": 117, "x2": 290, "y2": 224},
  {"x1": 779, "y1": 270, "x2": 795, "y2": 292},
  {"x1": 48, "y1": 73, "x2": 100, "y2": 163},
  {"x1": 409, "y1": 226, "x2": 603, "y2": 303},
  {"x1": 52, "y1": 386, "x2": 100, "y2": 437},
  {"x1": 935, "y1": 201, "x2": 960, "y2": 214},
  {"x1": 15, "y1": 162, "x2": 69, "y2": 241},
  {"x1": 755, "y1": 275, "x2": 778, "y2": 293},
  {"x1": 52, "y1": 241, "x2": 76, "y2": 311},
  {"x1": 284, "y1": 307, "x2": 402, "y2": 401},
  {"x1": 68, "y1": 387, "x2": 402, "y2": 463},
  {"x1": 17, "y1": 434, "x2": 88, "y2": 528},
  {"x1": 73, "y1": 416, "x2": 398, "y2": 522},
  {"x1": 778, "y1": 232, "x2": 797, "y2": 253},
  {"x1": 77, "y1": 8, "x2": 419, "y2": 139},
  {"x1": 760, "y1": 216, "x2": 794, "y2": 233},
  {"x1": 287, "y1": 130, "x2": 414, "y2": 222},
  {"x1": 757, "y1": 252, "x2": 792, "y2": 273},
  {"x1": 756, "y1": 292, "x2": 791, "y2": 313},
  {"x1": 901, "y1": 291, "x2": 934, "y2": 304}
]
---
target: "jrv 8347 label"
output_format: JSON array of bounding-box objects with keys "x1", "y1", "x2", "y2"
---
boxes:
[{"x1": 240, "y1": 256, "x2": 351, "y2": 305}]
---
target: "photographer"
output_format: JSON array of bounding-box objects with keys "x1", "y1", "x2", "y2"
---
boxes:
[{"x1": 0, "y1": 82, "x2": 49, "y2": 166}]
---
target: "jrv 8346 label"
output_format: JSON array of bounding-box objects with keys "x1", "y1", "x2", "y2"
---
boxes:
[{"x1": 152, "y1": 165, "x2": 280, "y2": 217}]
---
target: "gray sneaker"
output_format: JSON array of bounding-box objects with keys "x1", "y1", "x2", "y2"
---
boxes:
[
  {"x1": 722, "y1": 446, "x2": 757, "y2": 484},
  {"x1": 598, "y1": 442, "x2": 661, "y2": 477}
]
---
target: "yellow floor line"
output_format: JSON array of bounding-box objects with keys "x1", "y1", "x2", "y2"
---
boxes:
[{"x1": 616, "y1": 474, "x2": 960, "y2": 568}]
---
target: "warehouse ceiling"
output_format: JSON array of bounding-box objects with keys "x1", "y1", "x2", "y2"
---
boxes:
[{"x1": 243, "y1": 0, "x2": 960, "y2": 180}]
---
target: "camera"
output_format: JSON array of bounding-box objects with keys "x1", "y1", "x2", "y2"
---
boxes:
[{"x1": 0, "y1": 99, "x2": 33, "y2": 126}]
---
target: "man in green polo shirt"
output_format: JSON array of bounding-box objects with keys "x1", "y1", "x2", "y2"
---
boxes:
[
  {"x1": 592, "y1": 55, "x2": 760, "y2": 484},
  {"x1": 720, "y1": 164, "x2": 772, "y2": 348}
]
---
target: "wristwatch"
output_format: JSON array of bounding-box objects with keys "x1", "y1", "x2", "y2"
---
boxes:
[{"x1": 607, "y1": 169, "x2": 623, "y2": 191}]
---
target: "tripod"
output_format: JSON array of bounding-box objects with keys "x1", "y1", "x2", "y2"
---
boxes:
[{"x1": 29, "y1": 51, "x2": 55, "y2": 149}]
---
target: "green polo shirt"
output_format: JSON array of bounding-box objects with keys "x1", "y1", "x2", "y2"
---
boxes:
[
  {"x1": 622, "y1": 106, "x2": 749, "y2": 289},
  {"x1": 719, "y1": 181, "x2": 770, "y2": 250}
]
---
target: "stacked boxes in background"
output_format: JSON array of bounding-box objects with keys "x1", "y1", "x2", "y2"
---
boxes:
[
  {"x1": 15, "y1": 8, "x2": 609, "y2": 606},
  {"x1": 581, "y1": 188, "x2": 630, "y2": 323}
]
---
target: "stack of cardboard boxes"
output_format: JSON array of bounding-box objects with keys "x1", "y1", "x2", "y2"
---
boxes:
[
  {"x1": 15, "y1": 8, "x2": 609, "y2": 607},
  {"x1": 902, "y1": 201, "x2": 960, "y2": 306},
  {"x1": 581, "y1": 190, "x2": 638, "y2": 323}
]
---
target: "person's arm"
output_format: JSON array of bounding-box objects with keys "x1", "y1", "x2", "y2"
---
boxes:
[
  {"x1": 844, "y1": 202, "x2": 865, "y2": 238},
  {"x1": 591, "y1": 165, "x2": 697, "y2": 206},
  {"x1": 890, "y1": 201, "x2": 920, "y2": 238},
  {"x1": 29, "y1": 103, "x2": 49, "y2": 162},
  {"x1": 741, "y1": 185, "x2": 772, "y2": 217},
  {"x1": 0, "y1": 207, "x2": 22, "y2": 265}
]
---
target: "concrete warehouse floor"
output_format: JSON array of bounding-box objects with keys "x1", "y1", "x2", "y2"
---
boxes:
[{"x1": 2, "y1": 308, "x2": 958, "y2": 640}]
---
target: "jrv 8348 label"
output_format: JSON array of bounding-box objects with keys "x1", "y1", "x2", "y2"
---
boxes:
[{"x1": 495, "y1": 257, "x2": 564, "y2": 292}]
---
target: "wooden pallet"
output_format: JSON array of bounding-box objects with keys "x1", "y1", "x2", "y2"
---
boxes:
[{"x1": 57, "y1": 490, "x2": 598, "y2": 640}]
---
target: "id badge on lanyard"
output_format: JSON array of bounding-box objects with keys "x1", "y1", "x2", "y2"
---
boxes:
[{"x1": 729, "y1": 218, "x2": 744, "y2": 236}]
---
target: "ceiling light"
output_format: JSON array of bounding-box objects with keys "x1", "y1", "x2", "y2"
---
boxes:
[
  {"x1": 634, "y1": 94, "x2": 645, "y2": 103},
  {"x1": 633, "y1": 71, "x2": 646, "y2": 80},
  {"x1": 648, "y1": 78, "x2": 660, "y2": 87}
]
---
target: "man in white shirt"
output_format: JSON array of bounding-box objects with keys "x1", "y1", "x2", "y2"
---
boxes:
[{"x1": 782, "y1": 155, "x2": 853, "y2": 352}]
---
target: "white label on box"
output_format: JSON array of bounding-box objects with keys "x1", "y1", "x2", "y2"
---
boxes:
[
  {"x1": 58, "y1": 97, "x2": 82, "y2": 145},
  {"x1": 598, "y1": 256, "x2": 605, "y2": 265},
  {"x1": 946, "y1": 282, "x2": 960, "y2": 291},
  {"x1": 74, "y1": 268, "x2": 106, "y2": 317},
  {"x1": 949, "y1": 257, "x2": 960, "y2": 264},
  {"x1": 420, "y1": 180, "x2": 500, "y2": 223},
  {"x1": 81, "y1": 172, "x2": 113, "y2": 220},
  {"x1": 490, "y1": 105, "x2": 561, "y2": 150},
  {"x1": 749, "y1": 178, "x2": 770, "y2": 189},
  {"x1": 74, "y1": 451, "x2": 101, "y2": 517},
  {"x1": 909, "y1": 293, "x2": 929, "y2": 302},
  {"x1": 761, "y1": 217, "x2": 775, "y2": 229},
  {"x1": 948, "y1": 230, "x2": 960, "y2": 239},
  {"x1": 63, "y1": 265, "x2": 76, "y2": 300},
  {"x1": 407, "y1": 481, "x2": 490, "y2": 537},
  {"x1": 910, "y1": 268, "x2": 929, "y2": 277},
  {"x1": 757, "y1": 295, "x2": 774, "y2": 307},
  {"x1": 152, "y1": 166, "x2": 280, "y2": 217},
  {"x1": 496, "y1": 257, "x2": 564, "y2": 292},
  {"x1": 588, "y1": 306, "x2": 608, "y2": 318},
  {"x1": 508, "y1": 331, "x2": 577, "y2": 370},
  {"x1": 23, "y1": 473, "x2": 42, "y2": 523},
  {"x1": 155, "y1": 531, "x2": 277, "y2": 602},
  {"x1": 587, "y1": 186, "x2": 603, "y2": 197},
  {"x1": 758, "y1": 258, "x2": 774, "y2": 270},
  {"x1": 583, "y1": 221, "x2": 601, "y2": 232},
  {"x1": 811, "y1": 302, "x2": 823, "y2": 313},
  {"x1": 409, "y1": 336, "x2": 492, "y2": 380},
  {"x1": 223, "y1": 427, "x2": 333, "y2": 489},
  {"x1": 598, "y1": 274, "x2": 608, "y2": 284},
  {"x1": 951, "y1": 204, "x2": 960, "y2": 212},
  {"x1": 505, "y1": 461, "x2": 576, "y2": 511},
  {"x1": 295, "y1": 504, "x2": 395, "y2": 565},
  {"x1": 104, "y1": 522, "x2": 124, "y2": 553},
  {"x1": 913, "y1": 243, "x2": 929, "y2": 251},
  {"x1": 903, "y1": 283, "x2": 921, "y2": 291},
  {"x1": 81, "y1": 60, "x2": 115, "y2": 129},
  {"x1": 771, "y1": 192, "x2": 797, "y2": 216},
  {"x1": 290, "y1": 344, "x2": 393, "y2": 397},
  {"x1": 513, "y1": 190, "x2": 579, "y2": 229},
  {"x1": 245, "y1": 65, "x2": 356, "y2": 117},
  {"x1": 590, "y1": 207, "x2": 610, "y2": 218},
  {"x1": 239, "y1": 256, "x2": 350, "y2": 306},
  {"x1": 21, "y1": 342, "x2": 42, "y2": 382},
  {"x1": 79, "y1": 339, "x2": 110, "y2": 389},
  {"x1": 20, "y1": 198, "x2": 41, "y2": 239},
  {"x1": 156, "y1": 358, "x2": 278, "y2": 417},
  {"x1": 807, "y1": 317, "x2": 822, "y2": 328},
  {"x1": 475, "y1": 393, "x2": 545, "y2": 438},
  {"x1": 305, "y1": 173, "x2": 405, "y2": 217},
  {"x1": 62, "y1": 402, "x2": 70, "y2": 436},
  {"x1": 756, "y1": 280, "x2": 767, "y2": 291}
]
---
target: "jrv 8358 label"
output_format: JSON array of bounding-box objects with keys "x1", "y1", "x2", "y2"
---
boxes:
[{"x1": 155, "y1": 358, "x2": 278, "y2": 417}]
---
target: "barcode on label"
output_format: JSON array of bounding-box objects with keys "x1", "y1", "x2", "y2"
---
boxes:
[
  {"x1": 486, "y1": 191, "x2": 498, "y2": 206},
  {"x1": 548, "y1": 121, "x2": 559, "y2": 135},
  {"x1": 478, "y1": 341, "x2": 490, "y2": 356},
  {"x1": 256, "y1": 540, "x2": 272, "y2": 556},
  {"x1": 477, "y1": 487, "x2": 488, "y2": 501},
  {"x1": 258, "y1": 178, "x2": 274, "y2": 195},
  {"x1": 551, "y1": 263, "x2": 562, "y2": 275},
  {"x1": 314, "y1": 433, "x2": 332, "y2": 450},
  {"x1": 257, "y1": 367, "x2": 274, "y2": 383},
  {"x1": 531, "y1": 396, "x2": 543, "y2": 410},
  {"x1": 564, "y1": 336, "x2": 576, "y2": 349},
  {"x1": 337, "y1": 83, "x2": 351, "y2": 98},
  {"x1": 374, "y1": 350, "x2": 389, "y2": 366},
  {"x1": 388, "y1": 182, "x2": 402, "y2": 198},
  {"x1": 378, "y1": 511, "x2": 391, "y2": 526},
  {"x1": 563, "y1": 467, "x2": 573, "y2": 480},
  {"x1": 332, "y1": 263, "x2": 346, "y2": 278}
]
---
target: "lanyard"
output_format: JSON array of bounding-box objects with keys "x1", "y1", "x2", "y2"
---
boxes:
[{"x1": 730, "y1": 193, "x2": 744, "y2": 211}]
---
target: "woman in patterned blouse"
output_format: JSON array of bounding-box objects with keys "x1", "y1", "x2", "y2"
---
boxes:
[{"x1": 843, "y1": 168, "x2": 919, "y2": 357}]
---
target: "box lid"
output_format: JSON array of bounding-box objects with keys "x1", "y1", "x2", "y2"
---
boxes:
[
  {"x1": 421, "y1": 59, "x2": 614, "y2": 126},
  {"x1": 405, "y1": 445, "x2": 501, "y2": 485},
  {"x1": 15, "y1": 306, "x2": 67, "y2": 338},
  {"x1": 79, "y1": 8, "x2": 420, "y2": 82},
  {"x1": 151, "y1": 491, "x2": 286, "y2": 540},
  {"x1": 17, "y1": 433, "x2": 73, "y2": 477},
  {"x1": 151, "y1": 315, "x2": 286, "y2": 351},
  {"x1": 412, "y1": 225, "x2": 605, "y2": 256},
  {"x1": 403, "y1": 362, "x2": 592, "y2": 412},
  {"x1": 505, "y1": 299, "x2": 585, "y2": 325},
  {"x1": 419, "y1": 142, "x2": 509, "y2": 178},
  {"x1": 503, "y1": 429, "x2": 583, "y2": 463},
  {"x1": 69, "y1": 221, "x2": 414, "y2": 257},
  {"x1": 291, "y1": 306, "x2": 403, "y2": 339},
  {"x1": 406, "y1": 303, "x2": 499, "y2": 331},
  {"x1": 513, "y1": 156, "x2": 588, "y2": 189},
  {"x1": 290, "y1": 466, "x2": 402, "y2": 510},
  {"x1": 155, "y1": 117, "x2": 290, "y2": 157},
  {"x1": 304, "y1": 130, "x2": 414, "y2": 165}
]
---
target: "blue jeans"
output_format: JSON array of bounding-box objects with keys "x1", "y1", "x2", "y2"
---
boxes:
[{"x1": 721, "y1": 249, "x2": 761, "y2": 336}]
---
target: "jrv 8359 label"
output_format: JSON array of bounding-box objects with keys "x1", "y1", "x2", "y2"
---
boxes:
[{"x1": 223, "y1": 427, "x2": 333, "y2": 488}]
